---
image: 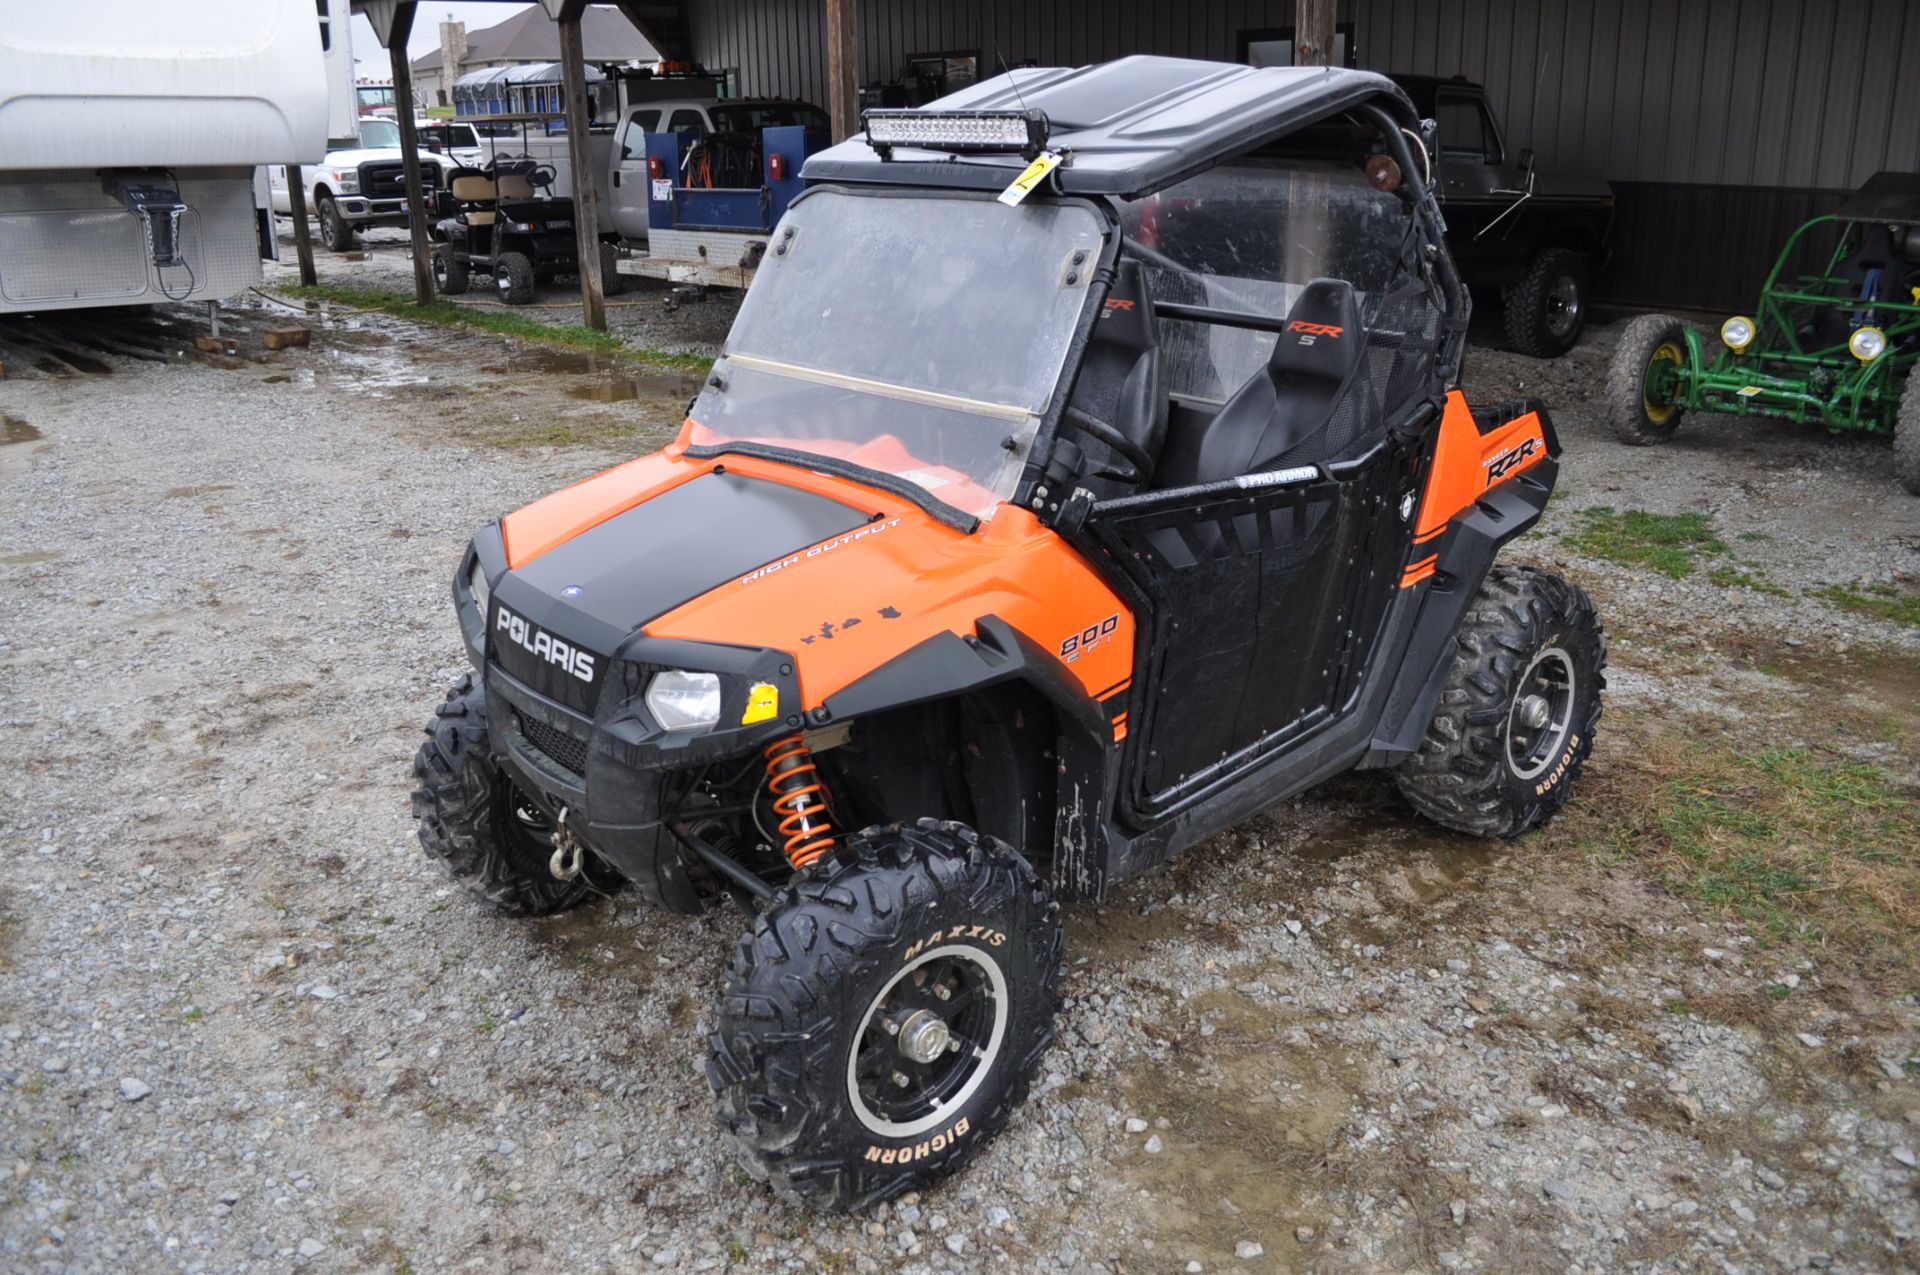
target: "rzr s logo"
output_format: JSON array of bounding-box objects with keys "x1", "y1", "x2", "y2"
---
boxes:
[
  {"x1": 1485, "y1": 436, "x2": 1541, "y2": 486},
  {"x1": 495, "y1": 605, "x2": 596, "y2": 683},
  {"x1": 1287, "y1": 320, "x2": 1344, "y2": 346}
]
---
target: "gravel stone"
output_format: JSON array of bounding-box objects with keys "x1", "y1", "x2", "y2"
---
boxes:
[{"x1": 117, "y1": 1077, "x2": 151, "y2": 1102}]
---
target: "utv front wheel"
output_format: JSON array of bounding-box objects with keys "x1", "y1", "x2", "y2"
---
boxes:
[
  {"x1": 1607, "y1": 313, "x2": 1689, "y2": 445},
  {"x1": 495, "y1": 251, "x2": 536, "y2": 305},
  {"x1": 1504, "y1": 247, "x2": 1588, "y2": 357},
  {"x1": 1894, "y1": 373, "x2": 1920, "y2": 496},
  {"x1": 410, "y1": 674, "x2": 615, "y2": 915},
  {"x1": 708, "y1": 821, "x2": 1063, "y2": 1211},
  {"x1": 1396, "y1": 566, "x2": 1605, "y2": 838},
  {"x1": 433, "y1": 247, "x2": 469, "y2": 296}
]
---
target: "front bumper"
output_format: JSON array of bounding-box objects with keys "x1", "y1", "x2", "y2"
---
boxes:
[{"x1": 335, "y1": 196, "x2": 418, "y2": 223}]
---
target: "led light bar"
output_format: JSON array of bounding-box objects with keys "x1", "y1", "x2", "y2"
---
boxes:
[{"x1": 863, "y1": 108, "x2": 1051, "y2": 160}]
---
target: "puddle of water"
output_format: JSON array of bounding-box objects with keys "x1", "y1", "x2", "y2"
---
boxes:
[
  {"x1": 2, "y1": 416, "x2": 41, "y2": 445},
  {"x1": 564, "y1": 368, "x2": 702, "y2": 404}
]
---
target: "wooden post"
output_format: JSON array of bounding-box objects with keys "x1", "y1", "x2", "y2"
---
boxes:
[
  {"x1": 558, "y1": 9, "x2": 607, "y2": 330},
  {"x1": 284, "y1": 163, "x2": 318, "y2": 286},
  {"x1": 384, "y1": 5, "x2": 437, "y2": 305},
  {"x1": 825, "y1": 0, "x2": 860, "y2": 143},
  {"x1": 1295, "y1": 0, "x2": 1337, "y2": 66}
]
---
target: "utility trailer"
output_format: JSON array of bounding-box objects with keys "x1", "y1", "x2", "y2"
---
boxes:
[{"x1": 0, "y1": 0, "x2": 334, "y2": 315}]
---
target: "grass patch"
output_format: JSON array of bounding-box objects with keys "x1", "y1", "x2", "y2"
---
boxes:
[
  {"x1": 1556, "y1": 737, "x2": 1920, "y2": 985},
  {"x1": 264, "y1": 282, "x2": 711, "y2": 373},
  {"x1": 1707, "y1": 564, "x2": 1788, "y2": 596},
  {"x1": 1564, "y1": 506, "x2": 1727, "y2": 578},
  {"x1": 1810, "y1": 581, "x2": 1920, "y2": 628},
  {"x1": 489, "y1": 415, "x2": 652, "y2": 451}
]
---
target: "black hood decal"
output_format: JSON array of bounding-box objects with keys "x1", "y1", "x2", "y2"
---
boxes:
[{"x1": 490, "y1": 470, "x2": 869, "y2": 711}]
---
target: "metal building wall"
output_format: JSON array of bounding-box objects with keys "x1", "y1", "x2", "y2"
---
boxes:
[{"x1": 690, "y1": 0, "x2": 1920, "y2": 310}]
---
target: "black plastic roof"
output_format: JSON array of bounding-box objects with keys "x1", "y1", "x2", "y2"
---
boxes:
[
  {"x1": 1834, "y1": 171, "x2": 1920, "y2": 226},
  {"x1": 803, "y1": 55, "x2": 1417, "y2": 200}
]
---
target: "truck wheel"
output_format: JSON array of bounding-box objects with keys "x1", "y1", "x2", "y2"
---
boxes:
[
  {"x1": 708, "y1": 820, "x2": 1063, "y2": 1211},
  {"x1": 410, "y1": 674, "x2": 616, "y2": 916},
  {"x1": 1503, "y1": 248, "x2": 1588, "y2": 357},
  {"x1": 1896, "y1": 374, "x2": 1920, "y2": 496},
  {"x1": 316, "y1": 192, "x2": 356, "y2": 253},
  {"x1": 494, "y1": 251, "x2": 536, "y2": 305},
  {"x1": 433, "y1": 248, "x2": 469, "y2": 296},
  {"x1": 1606, "y1": 313, "x2": 1690, "y2": 445},
  {"x1": 598, "y1": 242, "x2": 627, "y2": 297},
  {"x1": 1395, "y1": 566, "x2": 1605, "y2": 839}
]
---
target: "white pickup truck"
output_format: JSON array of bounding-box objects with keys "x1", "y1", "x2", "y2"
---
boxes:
[{"x1": 268, "y1": 118, "x2": 456, "y2": 251}]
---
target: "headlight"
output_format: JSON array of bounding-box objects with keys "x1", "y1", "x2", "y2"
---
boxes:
[
  {"x1": 1849, "y1": 326, "x2": 1888, "y2": 362},
  {"x1": 333, "y1": 169, "x2": 359, "y2": 194},
  {"x1": 646, "y1": 670, "x2": 721, "y2": 732},
  {"x1": 466, "y1": 557, "x2": 491, "y2": 617},
  {"x1": 1720, "y1": 316, "x2": 1755, "y2": 352}
]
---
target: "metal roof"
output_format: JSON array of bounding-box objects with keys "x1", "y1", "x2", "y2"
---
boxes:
[
  {"x1": 1834, "y1": 171, "x2": 1920, "y2": 226},
  {"x1": 802, "y1": 56, "x2": 1415, "y2": 199},
  {"x1": 413, "y1": 4, "x2": 656, "y2": 74}
]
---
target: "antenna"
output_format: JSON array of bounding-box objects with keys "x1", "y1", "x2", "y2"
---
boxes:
[{"x1": 996, "y1": 49, "x2": 1031, "y2": 114}]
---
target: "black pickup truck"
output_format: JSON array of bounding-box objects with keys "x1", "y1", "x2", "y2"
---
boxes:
[{"x1": 1392, "y1": 74, "x2": 1614, "y2": 358}]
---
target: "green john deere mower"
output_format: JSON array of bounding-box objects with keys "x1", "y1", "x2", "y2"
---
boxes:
[{"x1": 1607, "y1": 171, "x2": 1920, "y2": 494}]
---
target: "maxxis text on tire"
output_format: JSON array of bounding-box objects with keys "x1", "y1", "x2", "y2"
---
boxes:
[
  {"x1": 1395, "y1": 565, "x2": 1606, "y2": 838},
  {"x1": 707, "y1": 820, "x2": 1064, "y2": 1212},
  {"x1": 1606, "y1": 313, "x2": 1690, "y2": 445},
  {"x1": 495, "y1": 251, "x2": 536, "y2": 305},
  {"x1": 1503, "y1": 247, "x2": 1588, "y2": 358},
  {"x1": 1895, "y1": 370, "x2": 1920, "y2": 496},
  {"x1": 434, "y1": 247, "x2": 469, "y2": 296},
  {"x1": 410, "y1": 673, "x2": 615, "y2": 916}
]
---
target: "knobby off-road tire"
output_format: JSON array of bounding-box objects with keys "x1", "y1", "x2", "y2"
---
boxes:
[
  {"x1": 1503, "y1": 247, "x2": 1589, "y2": 358},
  {"x1": 1607, "y1": 313, "x2": 1690, "y2": 445},
  {"x1": 316, "y1": 192, "x2": 356, "y2": 253},
  {"x1": 708, "y1": 821, "x2": 1063, "y2": 1211},
  {"x1": 1396, "y1": 566, "x2": 1606, "y2": 838},
  {"x1": 410, "y1": 673, "x2": 616, "y2": 916},
  {"x1": 433, "y1": 247, "x2": 469, "y2": 296},
  {"x1": 1895, "y1": 372, "x2": 1920, "y2": 496},
  {"x1": 495, "y1": 251, "x2": 536, "y2": 305}
]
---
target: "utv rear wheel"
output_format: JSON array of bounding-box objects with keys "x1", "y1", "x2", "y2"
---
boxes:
[
  {"x1": 1895, "y1": 373, "x2": 1920, "y2": 496},
  {"x1": 410, "y1": 673, "x2": 615, "y2": 915},
  {"x1": 707, "y1": 821, "x2": 1063, "y2": 1211},
  {"x1": 1607, "y1": 314, "x2": 1689, "y2": 445},
  {"x1": 433, "y1": 247, "x2": 469, "y2": 296},
  {"x1": 1396, "y1": 566, "x2": 1605, "y2": 838},
  {"x1": 1504, "y1": 248, "x2": 1588, "y2": 357},
  {"x1": 495, "y1": 251, "x2": 536, "y2": 305}
]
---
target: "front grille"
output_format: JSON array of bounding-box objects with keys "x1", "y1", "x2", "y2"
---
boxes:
[
  {"x1": 514, "y1": 709, "x2": 589, "y2": 777},
  {"x1": 357, "y1": 161, "x2": 439, "y2": 200}
]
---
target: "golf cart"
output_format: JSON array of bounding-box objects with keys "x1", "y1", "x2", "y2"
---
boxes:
[
  {"x1": 431, "y1": 158, "x2": 623, "y2": 305},
  {"x1": 411, "y1": 56, "x2": 1605, "y2": 1209},
  {"x1": 1609, "y1": 170, "x2": 1920, "y2": 494}
]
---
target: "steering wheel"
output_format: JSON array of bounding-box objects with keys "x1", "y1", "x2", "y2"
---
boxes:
[
  {"x1": 527, "y1": 164, "x2": 558, "y2": 189},
  {"x1": 1064, "y1": 406, "x2": 1152, "y2": 485}
]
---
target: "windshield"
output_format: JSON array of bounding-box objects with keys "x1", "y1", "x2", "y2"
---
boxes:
[
  {"x1": 358, "y1": 119, "x2": 400, "y2": 150},
  {"x1": 709, "y1": 103, "x2": 829, "y2": 133},
  {"x1": 689, "y1": 189, "x2": 1105, "y2": 519}
]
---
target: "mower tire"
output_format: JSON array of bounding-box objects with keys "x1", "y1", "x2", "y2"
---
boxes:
[
  {"x1": 1504, "y1": 247, "x2": 1588, "y2": 358},
  {"x1": 494, "y1": 251, "x2": 536, "y2": 305},
  {"x1": 1896, "y1": 373, "x2": 1920, "y2": 496},
  {"x1": 598, "y1": 242, "x2": 627, "y2": 296},
  {"x1": 433, "y1": 248, "x2": 469, "y2": 296},
  {"x1": 316, "y1": 192, "x2": 356, "y2": 253},
  {"x1": 410, "y1": 673, "x2": 616, "y2": 916},
  {"x1": 708, "y1": 820, "x2": 1063, "y2": 1212},
  {"x1": 1396, "y1": 566, "x2": 1605, "y2": 838},
  {"x1": 1607, "y1": 313, "x2": 1690, "y2": 445}
]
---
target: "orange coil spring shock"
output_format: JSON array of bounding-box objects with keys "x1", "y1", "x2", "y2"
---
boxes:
[{"x1": 763, "y1": 734, "x2": 836, "y2": 869}]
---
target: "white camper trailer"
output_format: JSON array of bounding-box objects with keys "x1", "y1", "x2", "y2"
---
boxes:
[{"x1": 0, "y1": 1, "x2": 335, "y2": 314}]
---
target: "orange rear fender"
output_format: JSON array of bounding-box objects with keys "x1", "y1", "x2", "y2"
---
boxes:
[{"x1": 1413, "y1": 391, "x2": 1553, "y2": 544}]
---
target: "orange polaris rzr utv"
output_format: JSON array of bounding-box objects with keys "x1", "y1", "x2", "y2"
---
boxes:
[{"x1": 412, "y1": 56, "x2": 1605, "y2": 1209}]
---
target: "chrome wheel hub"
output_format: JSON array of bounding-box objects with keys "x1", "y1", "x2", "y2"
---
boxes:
[{"x1": 897, "y1": 1009, "x2": 952, "y2": 1064}]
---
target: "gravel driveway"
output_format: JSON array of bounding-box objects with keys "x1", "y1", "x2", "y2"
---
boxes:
[{"x1": 1, "y1": 297, "x2": 1915, "y2": 1275}]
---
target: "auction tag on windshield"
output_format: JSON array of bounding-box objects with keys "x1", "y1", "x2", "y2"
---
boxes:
[
  {"x1": 999, "y1": 151, "x2": 1063, "y2": 206},
  {"x1": 650, "y1": 178, "x2": 673, "y2": 201}
]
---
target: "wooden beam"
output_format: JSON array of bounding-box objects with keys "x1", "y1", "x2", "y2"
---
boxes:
[
  {"x1": 1294, "y1": 0, "x2": 1337, "y2": 66},
  {"x1": 284, "y1": 163, "x2": 318, "y2": 287},
  {"x1": 383, "y1": 4, "x2": 437, "y2": 306},
  {"x1": 557, "y1": 10, "x2": 607, "y2": 330},
  {"x1": 825, "y1": 0, "x2": 859, "y2": 143}
]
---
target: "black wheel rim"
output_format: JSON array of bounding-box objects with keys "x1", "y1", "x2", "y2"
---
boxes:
[
  {"x1": 847, "y1": 944, "x2": 1008, "y2": 1137},
  {"x1": 1506, "y1": 646, "x2": 1577, "y2": 780},
  {"x1": 1545, "y1": 274, "x2": 1582, "y2": 340}
]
